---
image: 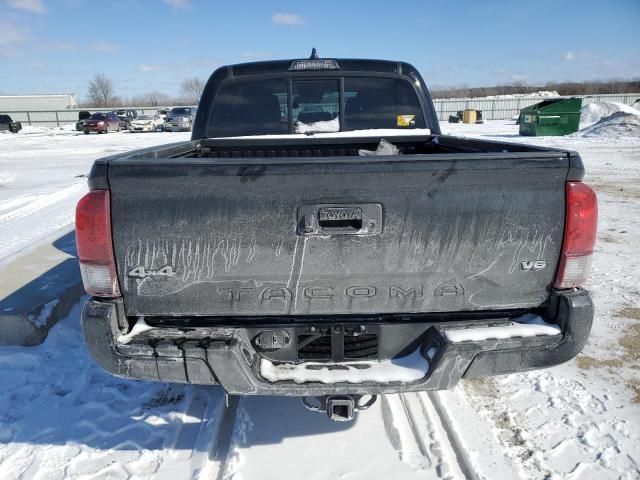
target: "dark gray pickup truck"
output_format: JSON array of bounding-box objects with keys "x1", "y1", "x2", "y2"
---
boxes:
[{"x1": 77, "y1": 54, "x2": 597, "y2": 421}]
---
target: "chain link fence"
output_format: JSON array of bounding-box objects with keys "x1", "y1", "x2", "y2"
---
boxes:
[
  {"x1": 432, "y1": 93, "x2": 640, "y2": 121},
  {"x1": 1, "y1": 106, "x2": 195, "y2": 128},
  {"x1": 2, "y1": 94, "x2": 639, "y2": 127}
]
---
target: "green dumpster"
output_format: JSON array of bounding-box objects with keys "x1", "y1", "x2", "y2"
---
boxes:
[{"x1": 519, "y1": 97, "x2": 582, "y2": 136}]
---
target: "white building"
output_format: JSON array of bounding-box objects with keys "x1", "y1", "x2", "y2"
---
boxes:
[{"x1": 0, "y1": 94, "x2": 78, "y2": 111}]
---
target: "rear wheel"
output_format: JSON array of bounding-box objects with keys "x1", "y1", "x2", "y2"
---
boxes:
[{"x1": 84, "y1": 131, "x2": 89, "y2": 135}]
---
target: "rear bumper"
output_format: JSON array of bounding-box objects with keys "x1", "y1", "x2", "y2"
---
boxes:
[
  {"x1": 81, "y1": 290, "x2": 593, "y2": 395},
  {"x1": 165, "y1": 122, "x2": 190, "y2": 131}
]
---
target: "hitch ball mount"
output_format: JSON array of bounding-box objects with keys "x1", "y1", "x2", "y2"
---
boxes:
[{"x1": 301, "y1": 394, "x2": 378, "y2": 422}]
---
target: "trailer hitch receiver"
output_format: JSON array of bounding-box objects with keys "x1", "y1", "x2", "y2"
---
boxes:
[{"x1": 301, "y1": 394, "x2": 377, "y2": 422}]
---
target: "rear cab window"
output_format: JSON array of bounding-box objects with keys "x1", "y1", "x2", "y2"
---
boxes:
[
  {"x1": 171, "y1": 108, "x2": 194, "y2": 116},
  {"x1": 206, "y1": 76, "x2": 425, "y2": 138},
  {"x1": 344, "y1": 78, "x2": 424, "y2": 130},
  {"x1": 293, "y1": 80, "x2": 339, "y2": 132},
  {"x1": 208, "y1": 79, "x2": 289, "y2": 137}
]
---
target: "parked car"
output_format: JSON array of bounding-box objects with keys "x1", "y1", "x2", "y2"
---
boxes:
[
  {"x1": 0, "y1": 114, "x2": 22, "y2": 133},
  {"x1": 164, "y1": 107, "x2": 196, "y2": 131},
  {"x1": 75, "y1": 111, "x2": 92, "y2": 131},
  {"x1": 83, "y1": 112, "x2": 120, "y2": 134},
  {"x1": 77, "y1": 54, "x2": 597, "y2": 422},
  {"x1": 128, "y1": 114, "x2": 164, "y2": 133},
  {"x1": 113, "y1": 109, "x2": 138, "y2": 130},
  {"x1": 156, "y1": 108, "x2": 170, "y2": 120}
]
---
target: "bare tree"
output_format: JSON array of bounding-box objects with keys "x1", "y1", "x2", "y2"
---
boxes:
[
  {"x1": 180, "y1": 78, "x2": 205, "y2": 105},
  {"x1": 128, "y1": 91, "x2": 172, "y2": 107},
  {"x1": 87, "y1": 74, "x2": 116, "y2": 107},
  {"x1": 145, "y1": 91, "x2": 171, "y2": 107},
  {"x1": 431, "y1": 78, "x2": 640, "y2": 99}
]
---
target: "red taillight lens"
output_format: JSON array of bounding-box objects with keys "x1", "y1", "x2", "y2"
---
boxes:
[
  {"x1": 75, "y1": 190, "x2": 121, "y2": 297},
  {"x1": 554, "y1": 182, "x2": 598, "y2": 289}
]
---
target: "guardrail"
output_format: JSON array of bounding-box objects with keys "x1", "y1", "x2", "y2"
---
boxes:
[{"x1": 2, "y1": 94, "x2": 639, "y2": 127}]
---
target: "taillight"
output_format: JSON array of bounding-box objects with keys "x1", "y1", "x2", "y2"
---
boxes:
[
  {"x1": 75, "y1": 190, "x2": 121, "y2": 297},
  {"x1": 554, "y1": 182, "x2": 598, "y2": 289}
]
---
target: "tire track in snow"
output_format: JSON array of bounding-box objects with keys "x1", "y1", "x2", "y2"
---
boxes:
[
  {"x1": 383, "y1": 392, "x2": 466, "y2": 478},
  {"x1": 383, "y1": 390, "x2": 521, "y2": 479},
  {"x1": 210, "y1": 395, "x2": 240, "y2": 480},
  {"x1": 0, "y1": 183, "x2": 85, "y2": 225},
  {"x1": 427, "y1": 391, "x2": 479, "y2": 480},
  {"x1": 0, "y1": 194, "x2": 36, "y2": 216},
  {"x1": 151, "y1": 388, "x2": 240, "y2": 480}
]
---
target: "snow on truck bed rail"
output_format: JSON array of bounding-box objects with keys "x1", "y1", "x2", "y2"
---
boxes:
[{"x1": 218, "y1": 128, "x2": 431, "y2": 140}]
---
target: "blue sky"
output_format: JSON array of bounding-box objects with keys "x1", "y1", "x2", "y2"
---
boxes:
[{"x1": 0, "y1": 0, "x2": 638, "y2": 100}]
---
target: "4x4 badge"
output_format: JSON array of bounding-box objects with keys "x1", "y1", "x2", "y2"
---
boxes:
[{"x1": 128, "y1": 265, "x2": 175, "y2": 278}]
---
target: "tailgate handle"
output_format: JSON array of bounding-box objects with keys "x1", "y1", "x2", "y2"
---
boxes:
[
  {"x1": 297, "y1": 204, "x2": 382, "y2": 236},
  {"x1": 318, "y1": 207, "x2": 363, "y2": 230}
]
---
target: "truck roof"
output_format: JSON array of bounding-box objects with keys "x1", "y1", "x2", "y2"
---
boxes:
[{"x1": 222, "y1": 58, "x2": 420, "y2": 78}]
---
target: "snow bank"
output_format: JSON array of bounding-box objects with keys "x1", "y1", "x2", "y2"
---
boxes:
[
  {"x1": 483, "y1": 90, "x2": 560, "y2": 100},
  {"x1": 441, "y1": 91, "x2": 559, "y2": 101},
  {"x1": 574, "y1": 111, "x2": 640, "y2": 138},
  {"x1": 580, "y1": 102, "x2": 640, "y2": 125}
]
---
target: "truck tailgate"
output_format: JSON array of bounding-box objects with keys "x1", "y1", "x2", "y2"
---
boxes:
[{"x1": 108, "y1": 152, "x2": 568, "y2": 317}]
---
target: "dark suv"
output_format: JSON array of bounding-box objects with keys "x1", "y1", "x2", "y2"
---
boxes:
[
  {"x1": 113, "y1": 109, "x2": 138, "y2": 130},
  {"x1": 164, "y1": 107, "x2": 196, "y2": 132},
  {"x1": 0, "y1": 114, "x2": 22, "y2": 133},
  {"x1": 75, "y1": 111, "x2": 92, "y2": 131}
]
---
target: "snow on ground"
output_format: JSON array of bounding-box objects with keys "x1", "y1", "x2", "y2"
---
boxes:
[
  {"x1": 442, "y1": 118, "x2": 640, "y2": 479},
  {"x1": 0, "y1": 128, "x2": 190, "y2": 263},
  {"x1": 0, "y1": 120, "x2": 639, "y2": 479}
]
